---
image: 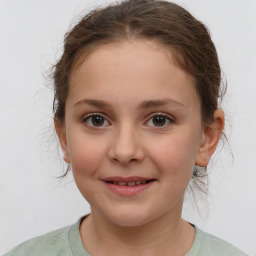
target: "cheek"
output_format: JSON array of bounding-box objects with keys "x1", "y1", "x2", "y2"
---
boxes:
[
  {"x1": 67, "y1": 134, "x2": 106, "y2": 176},
  {"x1": 147, "y1": 133, "x2": 198, "y2": 178},
  {"x1": 149, "y1": 139, "x2": 195, "y2": 202}
]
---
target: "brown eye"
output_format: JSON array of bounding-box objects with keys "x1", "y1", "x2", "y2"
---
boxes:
[
  {"x1": 84, "y1": 115, "x2": 109, "y2": 127},
  {"x1": 146, "y1": 114, "x2": 173, "y2": 127},
  {"x1": 152, "y1": 116, "x2": 166, "y2": 126},
  {"x1": 92, "y1": 116, "x2": 104, "y2": 126}
]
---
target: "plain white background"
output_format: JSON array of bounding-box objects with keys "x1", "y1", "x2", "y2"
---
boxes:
[{"x1": 0, "y1": 0, "x2": 255, "y2": 255}]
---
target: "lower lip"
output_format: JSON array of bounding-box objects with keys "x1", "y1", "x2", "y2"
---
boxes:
[{"x1": 103, "y1": 181, "x2": 156, "y2": 196}]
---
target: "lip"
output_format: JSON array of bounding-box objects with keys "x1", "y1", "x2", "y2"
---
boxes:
[
  {"x1": 103, "y1": 176, "x2": 153, "y2": 182},
  {"x1": 101, "y1": 176, "x2": 156, "y2": 196}
]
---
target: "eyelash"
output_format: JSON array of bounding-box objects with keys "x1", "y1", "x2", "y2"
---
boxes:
[
  {"x1": 82, "y1": 113, "x2": 110, "y2": 128},
  {"x1": 82, "y1": 112, "x2": 174, "y2": 128},
  {"x1": 146, "y1": 112, "x2": 174, "y2": 127}
]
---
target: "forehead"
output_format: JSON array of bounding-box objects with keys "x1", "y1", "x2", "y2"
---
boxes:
[{"x1": 68, "y1": 40, "x2": 198, "y2": 109}]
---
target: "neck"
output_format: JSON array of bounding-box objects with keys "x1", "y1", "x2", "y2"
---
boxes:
[{"x1": 80, "y1": 205, "x2": 195, "y2": 256}]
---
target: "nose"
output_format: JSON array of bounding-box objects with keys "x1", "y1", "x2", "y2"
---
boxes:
[{"x1": 107, "y1": 124, "x2": 145, "y2": 165}]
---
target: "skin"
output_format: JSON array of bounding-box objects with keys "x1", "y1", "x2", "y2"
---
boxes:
[{"x1": 56, "y1": 40, "x2": 224, "y2": 256}]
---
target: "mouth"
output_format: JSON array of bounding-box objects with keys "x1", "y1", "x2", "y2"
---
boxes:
[
  {"x1": 102, "y1": 177, "x2": 156, "y2": 195},
  {"x1": 105, "y1": 180, "x2": 155, "y2": 186}
]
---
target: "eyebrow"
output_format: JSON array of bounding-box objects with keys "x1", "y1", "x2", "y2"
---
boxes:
[
  {"x1": 74, "y1": 99, "x2": 109, "y2": 108},
  {"x1": 141, "y1": 99, "x2": 185, "y2": 108},
  {"x1": 73, "y1": 98, "x2": 185, "y2": 109}
]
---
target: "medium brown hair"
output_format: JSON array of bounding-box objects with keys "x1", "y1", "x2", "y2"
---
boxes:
[{"x1": 53, "y1": 0, "x2": 225, "y2": 188}]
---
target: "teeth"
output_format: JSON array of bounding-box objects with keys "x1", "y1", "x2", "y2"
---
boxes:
[
  {"x1": 127, "y1": 182, "x2": 136, "y2": 186},
  {"x1": 109, "y1": 180, "x2": 150, "y2": 186}
]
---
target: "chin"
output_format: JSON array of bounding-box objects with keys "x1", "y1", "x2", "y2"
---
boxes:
[
  {"x1": 106, "y1": 207, "x2": 155, "y2": 227},
  {"x1": 112, "y1": 216, "x2": 149, "y2": 227}
]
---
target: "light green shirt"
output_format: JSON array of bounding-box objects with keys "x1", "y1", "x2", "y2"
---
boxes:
[{"x1": 4, "y1": 216, "x2": 248, "y2": 256}]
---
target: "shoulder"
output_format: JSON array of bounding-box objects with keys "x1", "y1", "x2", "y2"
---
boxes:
[
  {"x1": 187, "y1": 226, "x2": 249, "y2": 256},
  {"x1": 200, "y1": 231, "x2": 248, "y2": 256},
  {"x1": 4, "y1": 225, "x2": 73, "y2": 256}
]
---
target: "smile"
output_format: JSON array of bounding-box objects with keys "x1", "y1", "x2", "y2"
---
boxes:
[
  {"x1": 102, "y1": 177, "x2": 156, "y2": 196},
  {"x1": 105, "y1": 180, "x2": 153, "y2": 186}
]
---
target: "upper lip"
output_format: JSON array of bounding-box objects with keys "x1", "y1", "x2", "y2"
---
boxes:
[{"x1": 102, "y1": 176, "x2": 155, "y2": 182}]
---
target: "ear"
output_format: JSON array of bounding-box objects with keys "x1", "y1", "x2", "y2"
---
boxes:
[
  {"x1": 195, "y1": 109, "x2": 224, "y2": 167},
  {"x1": 54, "y1": 118, "x2": 71, "y2": 164}
]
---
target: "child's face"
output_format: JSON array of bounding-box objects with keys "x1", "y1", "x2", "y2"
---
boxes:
[{"x1": 59, "y1": 40, "x2": 212, "y2": 226}]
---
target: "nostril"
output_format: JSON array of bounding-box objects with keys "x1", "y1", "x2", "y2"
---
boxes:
[
  {"x1": 111, "y1": 157, "x2": 137, "y2": 165},
  {"x1": 107, "y1": 140, "x2": 145, "y2": 165}
]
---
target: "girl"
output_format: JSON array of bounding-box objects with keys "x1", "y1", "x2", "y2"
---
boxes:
[{"x1": 4, "y1": 0, "x2": 249, "y2": 255}]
